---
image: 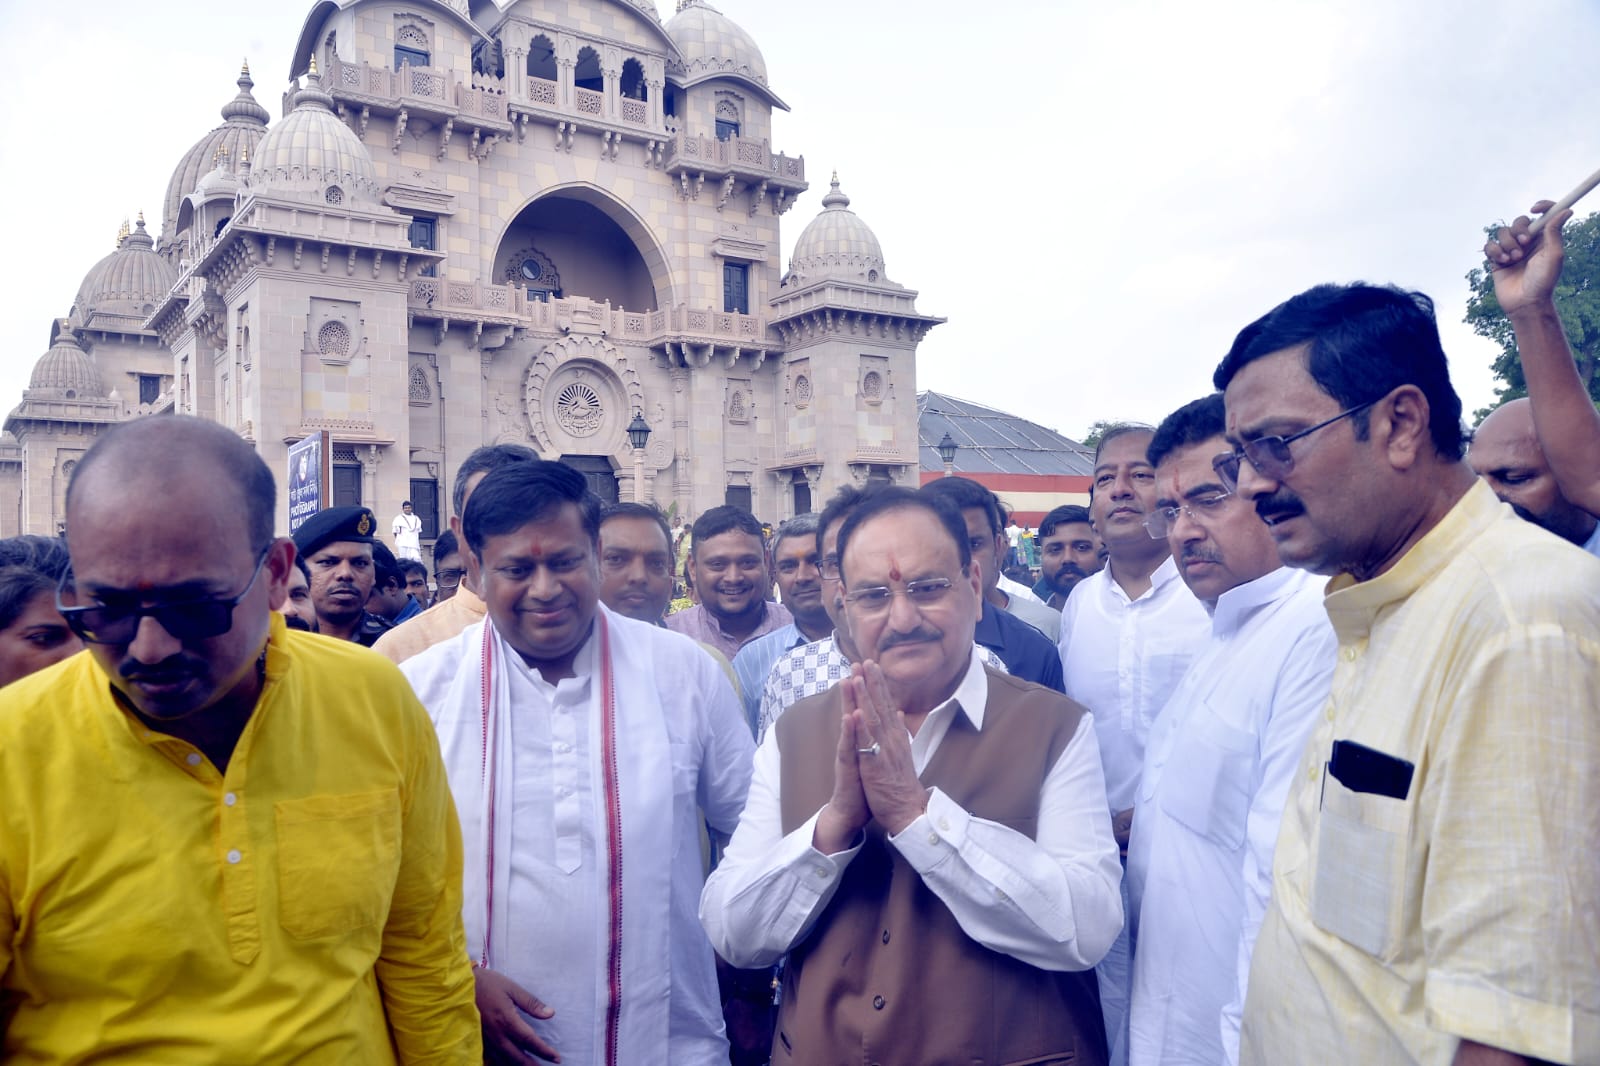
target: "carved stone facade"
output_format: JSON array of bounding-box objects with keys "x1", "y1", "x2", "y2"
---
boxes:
[{"x1": 3, "y1": 0, "x2": 940, "y2": 537}]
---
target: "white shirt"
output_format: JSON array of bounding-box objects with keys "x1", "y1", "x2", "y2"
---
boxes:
[
  {"x1": 392, "y1": 511, "x2": 422, "y2": 552},
  {"x1": 1584, "y1": 519, "x2": 1600, "y2": 559},
  {"x1": 700, "y1": 648, "x2": 1124, "y2": 974},
  {"x1": 1058, "y1": 556, "x2": 1210, "y2": 813},
  {"x1": 403, "y1": 612, "x2": 754, "y2": 1066},
  {"x1": 999, "y1": 572, "x2": 1045, "y2": 605},
  {"x1": 1125, "y1": 567, "x2": 1336, "y2": 1066}
]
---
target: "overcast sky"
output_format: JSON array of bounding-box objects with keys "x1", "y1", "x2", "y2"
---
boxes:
[{"x1": 4, "y1": 0, "x2": 1597, "y2": 443}]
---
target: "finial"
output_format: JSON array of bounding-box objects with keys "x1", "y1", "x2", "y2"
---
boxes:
[
  {"x1": 831, "y1": 169, "x2": 838, "y2": 185},
  {"x1": 241, "y1": 142, "x2": 250, "y2": 165},
  {"x1": 241, "y1": 58, "x2": 250, "y2": 76},
  {"x1": 136, "y1": 211, "x2": 145, "y2": 227},
  {"x1": 309, "y1": 55, "x2": 318, "y2": 76},
  {"x1": 117, "y1": 218, "x2": 130, "y2": 243},
  {"x1": 821, "y1": 172, "x2": 850, "y2": 209}
]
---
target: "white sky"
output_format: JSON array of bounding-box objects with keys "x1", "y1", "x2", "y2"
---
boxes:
[{"x1": 3, "y1": 0, "x2": 1597, "y2": 442}]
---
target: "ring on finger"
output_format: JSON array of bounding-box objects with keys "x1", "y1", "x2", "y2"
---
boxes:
[{"x1": 856, "y1": 741, "x2": 881, "y2": 756}]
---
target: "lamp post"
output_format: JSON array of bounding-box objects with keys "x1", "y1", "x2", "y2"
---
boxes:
[
  {"x1": 937, "y1": 431, "x2": 958, "y2": 478},
  {"x1": 626, "y1": 409, "x2": 652, "y2": 503}
]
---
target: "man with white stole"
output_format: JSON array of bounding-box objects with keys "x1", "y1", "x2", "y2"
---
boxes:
[{"x1": 402, "y1": 460, "x2": 755, "y2": 1065}]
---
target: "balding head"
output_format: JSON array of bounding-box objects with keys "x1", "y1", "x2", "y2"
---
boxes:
[
  {"x1": 61, "y1": 415, "x2": 293, "y2": 725},
  {"x1": 68, "y1": 416, "x2": 276, "y2": 552},
  {"x1": 1470, "y1": 398, "x2": 1597, "y2": 546}
]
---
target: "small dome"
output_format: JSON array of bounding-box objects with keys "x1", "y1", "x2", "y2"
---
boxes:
[
  {"x1": 787, "y1": 175, "x2": 888, "y2": 286},
  {"x1": 249, "y1": 63, "x2": 381, "y2": 206},
  {"x1": 73, "y1": 216, "x2": 179, "y2": 326},
  {"x1": 161, "y1": 63, "x2": 271, "y2": 246},
  {"x1": 666, "y1": 0, "x2": 768, "y2": 86},
  {"x1": 29, "y1": 332, "x2": 104, "y2": 397}
]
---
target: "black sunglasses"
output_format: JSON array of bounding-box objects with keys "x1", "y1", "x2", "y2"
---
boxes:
[
  {"x1": 57, "y1": 547, "x2": 271, "y2": 645},
  {"x1": 1213, "y1": 400, "x2": 1376, "y2": 492}
]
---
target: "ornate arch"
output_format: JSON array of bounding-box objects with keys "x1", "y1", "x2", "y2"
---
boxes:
[{"x1": 494, "y1": 182, "x2": 676, "y2": 309}]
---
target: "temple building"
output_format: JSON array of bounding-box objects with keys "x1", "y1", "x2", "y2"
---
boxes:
[{"x1": 0, "y1": 0, "x2": 940, "y2": 540}]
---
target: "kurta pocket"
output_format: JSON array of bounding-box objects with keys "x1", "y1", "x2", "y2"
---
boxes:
[
  {"x1": 1309, "y1": 774, "x2": 1409, "y2": 960},
  {"x1": 275, "y1": 789, "x2": 402, "y2": 939}
]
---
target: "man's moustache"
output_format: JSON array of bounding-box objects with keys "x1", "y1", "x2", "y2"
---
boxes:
[
  {"x1": 878, "y1": 627, "x2": 941, "y2": 651},
  {"x1": 1255, "y1": 490, "x2": 1306, "y2": 525}
]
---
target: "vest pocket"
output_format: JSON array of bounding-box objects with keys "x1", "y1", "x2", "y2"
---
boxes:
[{"x1": 275, "y1": 789, "x2": 402, "y2": 939}]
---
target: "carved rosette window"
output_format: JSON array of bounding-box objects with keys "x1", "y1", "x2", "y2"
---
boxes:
[
  {"x1": 554, "y1": 382, "x2": 603, "y2": 437},
  {"x1": 729, "y1": 390, "x2": 746, "y2": 420},
  {"x1": 862, "y1": 371, "x2": 883, "y2": 400},
  {"x1": 793, "y1": 374, "x2": 812, "y2": 408},
  {"x1": 318, "y1": 320, "x2": 351, "y2": 358},
  {"x1": 325, "y1": 186, "x2": 344, "y2": 205},
  {"x1": 408, "y1": 365, "x2": 432, "y2": 403}
]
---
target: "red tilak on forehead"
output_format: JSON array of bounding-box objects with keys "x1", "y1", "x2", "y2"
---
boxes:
[{"x1": 887, "y1": 554, "x2": 900, "y2": 583}]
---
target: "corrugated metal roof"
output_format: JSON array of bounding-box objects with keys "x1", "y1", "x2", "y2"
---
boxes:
[{"x1": 918, "y1": 391, "x2": 1094, "y2": 476}]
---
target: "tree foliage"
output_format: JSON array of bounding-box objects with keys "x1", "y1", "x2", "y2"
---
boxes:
[
  {"x1": 1079, "y1": 419, "x2": 1118, "y2": 451},
  {"x1": 1465, "y1": 209, "x2": 1600, "y2": 423}
]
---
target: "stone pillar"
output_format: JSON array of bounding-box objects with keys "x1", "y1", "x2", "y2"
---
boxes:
[{"x1": 669, "y1": 365, "x2": 692, "y2": 516}]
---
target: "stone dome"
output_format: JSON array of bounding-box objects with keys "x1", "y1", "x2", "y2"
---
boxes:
[
  {"x1": 72, "y1": 216, "x2": 179, "y2": 325},
  {"x1": 787, "y1": 175, "x2": 888, "y2": 286},
  {"x1": 161, "y1": 64, "x2": 271, "y2": 246},
  {"x1": 249, "y1": 64, "x2": 381, "y2": 206},
  {"x1": 28, "y1": 332, "x2": 104, "y2": 397},
  {"x1": 665, "y1": 0, "x2": 768, "y2": 87}
]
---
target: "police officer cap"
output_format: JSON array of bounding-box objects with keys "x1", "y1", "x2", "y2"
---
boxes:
[{"x1": 293, "y1": 505, "x2": 380, "y2": 559}]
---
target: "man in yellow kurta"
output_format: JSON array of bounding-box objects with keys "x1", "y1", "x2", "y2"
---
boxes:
[
  {"x1": 1216, "y1": 282, "x2": 1600, "y2": 1066},
  {"x1": 0, "y1": 416, "x2": 480, "y2": 1065}
]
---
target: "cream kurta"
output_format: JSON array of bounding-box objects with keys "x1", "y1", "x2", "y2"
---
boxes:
[{"x1": 1242, "y1": 482, "x2": 1600, "y2": 1065}]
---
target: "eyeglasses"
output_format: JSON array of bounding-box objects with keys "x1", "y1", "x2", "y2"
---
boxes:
[
  {"x1": 57, "y1": 547, "x2": 271, "y2": 645},
  {"x1": 1142, "y1": 491, "x2": 1234, "y2": 539},
  {"x1": 844, "y1": 577, "x2": 959, "y2": 615},
  {"x1": 819, "y1": 555, "x2": 841, "y2": 581},
  {"x1": 1213, "y1": 400, "x2": 1376, "y2": 492},
  {"x1": 434, "y1": 568, "x2": 465, "y2": 588}
]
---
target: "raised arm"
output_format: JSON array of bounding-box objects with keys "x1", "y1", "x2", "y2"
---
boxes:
[{"x1": 1486, "y1": 202, "x2": 1600, "y2": 514}]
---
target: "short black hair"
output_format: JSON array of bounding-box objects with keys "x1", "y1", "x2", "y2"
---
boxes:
[
  {"x1": 1093, "y1": 423, "x2": 1156, "y2": 465},
  {"x1": 452, "y1": 443, "x2": 540, "y2": 517},
  {"x1": 399, "y1": 559, "x2": 429, "y2": 585},
  {"x1": 691, "y1": 505, "x2": 764, "y2": 551},
  {"x1": 371, "y1": 541, "x2": 403, "y2": 591},
  {"x1": 67, "y1": 415, "x2": 275, "y2": 552},
  {"x1": 0, "y1": 566, "x2": 55, "y2": 633},
  {"x1": 0, "y1": 535, "x2": 70, "y2": 581},
  {"x1": 293, "y1": 554, "x2": 311, "y2": 584},
  {"x1": 817, "y1": 485, "x2": 869, "y2": 558},
  {"x1": 601, "y1": 501, "x2": 672, "y2": 553},
  {"x1": 835, "y1": 487, "x2": 971, "y2": 586},
  {"x1": 920, "y1": 476, "x2": 1004, "y2": 537},
  {"x1": 1147, "y1": 394, "x2": 1228, "y2": 470},
  {"x1": 433, "y1": 528, "x2": 460, "y2": 565},
  {"x1": 402, "y1": 499, "x2": 413, "y2": 508},
  {"x1": 1212, "y1": 283, "x2": 1465, "y2": 461},
  {"x1": 462, "y1": 460, "x2": 601, "y2": 556},
  {"x1": 1038, "y1": 505, "x2": 1092, "y2": 538}
]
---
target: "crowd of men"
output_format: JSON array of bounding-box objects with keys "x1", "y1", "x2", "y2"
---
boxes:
[{"x1": 0, "y1": 207, "x2": 1596, "y2": 1066}]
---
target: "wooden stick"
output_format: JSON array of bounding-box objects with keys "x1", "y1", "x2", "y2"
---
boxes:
[{"x1": 1527, "y1": 166, "x2": 1600, "y2": 236}]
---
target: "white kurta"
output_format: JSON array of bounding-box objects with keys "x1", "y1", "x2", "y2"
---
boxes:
[
  {"x1": 1125, "y1": 567, "x2": 1336, "y2": 1066},
  {"x1": 401, "y1": 606, "x2": 755, "y2": 1066}
]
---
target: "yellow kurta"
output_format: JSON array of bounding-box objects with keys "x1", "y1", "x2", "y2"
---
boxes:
[
  {"x1": 1242, "y1": 481, "x2": 1600, "y2": 1065},
  {"x1": 0, "y1": 614, "x2": 481, "y2": 1065}
]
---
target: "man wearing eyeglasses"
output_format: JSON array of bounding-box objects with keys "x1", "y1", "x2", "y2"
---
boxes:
[
  {"x1": 1217, "y1": 284, "x2": 1600, "y2": 1066},
  {"x1": 1057, "y1": 423, "x2": 1210, "y2": 1066},
  {"x1": 374, "y1": 444, "x2": 537, "y2": 664},
  {"x1": 702, "y1": 488, "x2": 1121, "y2": 1065},
  {"x1": 1122, "y1": 394, "x2": 1335, "y2": 1066},
  {"x1": 0, "y1": 415, "x2": 481, "y2": 1063}
]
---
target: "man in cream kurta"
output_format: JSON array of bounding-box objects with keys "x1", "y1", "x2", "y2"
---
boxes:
[{"x1": 402, "y1": 460, "x2": 754, "y2": 1066}]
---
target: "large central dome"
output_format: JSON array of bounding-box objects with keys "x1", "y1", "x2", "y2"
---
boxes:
[{"x1": 249, "y1": 65, "x2": 381, "y2": 206}]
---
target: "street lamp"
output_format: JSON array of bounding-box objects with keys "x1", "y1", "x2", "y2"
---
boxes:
[
  {"x1": 937, "y1": 431, "x2": 958, "y2": 478},
  {"x1": 627, "y1": 409, "x2": 651, "y2": 502}
]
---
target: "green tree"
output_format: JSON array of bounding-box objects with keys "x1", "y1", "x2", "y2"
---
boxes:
[
  {"x1": 1465, "y1": 209, "x2": 1600, "y2": 423},
  {"x1": 1080, "y1": 419, "x2": 1118, "y2": 450}
]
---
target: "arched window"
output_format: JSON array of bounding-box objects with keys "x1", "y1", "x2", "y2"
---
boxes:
[
  {"x1": 395, "y1": 24, "x2": 430, "y2": 69},
  {"x1": 620, "y1": 58, "x2": 647, "y2": 101},
  {"x1": 715, "y1": 99, "x2": 740, "y2": 141},
  {"x1": 527, "y1": 35, "x2": 557, "y2": 80},
  {"x1": 574, "y1": 46, "x2": 602, "y2": 94}
]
